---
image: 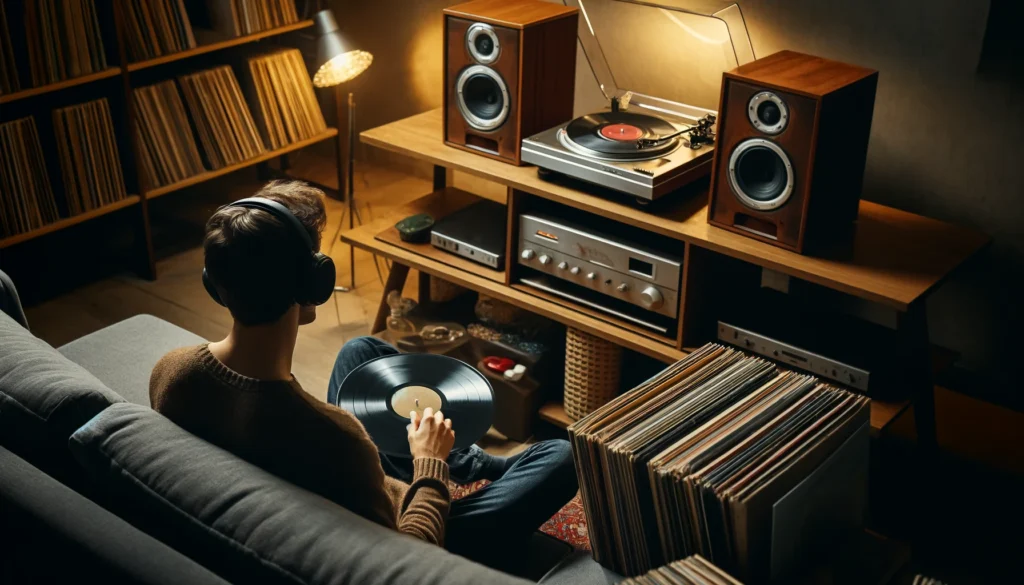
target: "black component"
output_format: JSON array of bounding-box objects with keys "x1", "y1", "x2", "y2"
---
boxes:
[
  {"x1": 473, "y1": 34, "x2": 494, "y2": 58},
  {"x1": 431, "y1": 200, "x2": 507, "y2": 269},
  {"x1": 735, "y1": 145, "x2": 789, "y2": 202},
  {"x1": 463, "y1": 74, "x2": 505, "y2": 121},
  {"x1": 395, "y1": 213, "x2": 435, "y2": 243},
  {"x1": 756, "y1": 100, "x2": 782, "y2": 126}
]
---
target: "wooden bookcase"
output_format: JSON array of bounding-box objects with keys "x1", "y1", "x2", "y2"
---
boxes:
[
  {"x1": 346, "y1": 108, "x2": 990, "y2": 446},
  {"x1": 0, "y1": 3, "x2": 338, "y2": 280}
]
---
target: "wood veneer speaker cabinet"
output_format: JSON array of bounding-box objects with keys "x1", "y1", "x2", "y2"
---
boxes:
[
  {"x1": 443, "y1": 0, "x2": 577, "y2": 165},
  {"x1": 708, "y1": 51, "x2": 879, "y2": 253}
]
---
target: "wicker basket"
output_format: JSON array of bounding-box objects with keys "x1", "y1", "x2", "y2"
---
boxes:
[
  {"x1": 429, "y1": 276, "x2": 467, "y2": 303},
  {"x1": 564, "y1": 327, "x2": 623, "y2": 421}
]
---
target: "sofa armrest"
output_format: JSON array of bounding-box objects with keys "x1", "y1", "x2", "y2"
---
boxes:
[
  {"x1": 0, "y1": 445, "x2": 229, "y2": 585},
  {"x1": 58, "y1": 315, "x2": 207, "y2": 407}
]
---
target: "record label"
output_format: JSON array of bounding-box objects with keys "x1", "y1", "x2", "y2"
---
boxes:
[
  {"x1": 390, "y1": 385, "x2": 444, "y2": 418},
  {"x1": 337, "y1": 353, "x2": 494, "y2": 456},
  {"x1": 600, "y1": 123, "x2": 644, "y2": 142}
]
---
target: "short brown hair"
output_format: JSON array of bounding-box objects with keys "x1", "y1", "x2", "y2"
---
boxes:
[{"x1": 204, "y1": 181, "x2": 328, "y2": 325}]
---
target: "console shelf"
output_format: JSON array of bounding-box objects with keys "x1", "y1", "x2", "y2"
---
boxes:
[
  {"x1": 354, "y1": 109, "x2": 989, "y2": 445},
  {"x1": 362, "y1": 109, "x2": 988, "y2": 311}
]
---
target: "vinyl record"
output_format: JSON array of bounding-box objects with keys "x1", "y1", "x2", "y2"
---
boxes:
[
  {"x1": 563, "y1": 111, "x2": 680, "y2": 159},
  {"x1": 337, "y1": 353, "x2": 494, "y2": 456}
]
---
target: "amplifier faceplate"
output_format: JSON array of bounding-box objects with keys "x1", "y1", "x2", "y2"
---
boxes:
[{"x1": 517, "y1": 214, "x2": 682, "y2": 319}]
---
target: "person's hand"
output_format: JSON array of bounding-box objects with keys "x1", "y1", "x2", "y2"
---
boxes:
[{"x1": 407, "y1": 407, "x2": 455, "y2": 461}]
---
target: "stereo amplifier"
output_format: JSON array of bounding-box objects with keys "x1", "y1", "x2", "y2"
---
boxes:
[{"x1": 517, "y1": 214, "x2": 682, "y2": 329}]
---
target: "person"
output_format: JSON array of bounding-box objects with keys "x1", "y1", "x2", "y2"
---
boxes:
[{"x1": 150, "y1": 180, "x2": 578, "y2": 570}]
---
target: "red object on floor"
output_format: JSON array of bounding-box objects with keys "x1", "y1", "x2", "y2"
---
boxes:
[
  {"x1": 449, "y1": 479, "x2": 591, "y2": 551},
  {"x1": 482, "y1": 356, "x2": 515, "y2": 373}
]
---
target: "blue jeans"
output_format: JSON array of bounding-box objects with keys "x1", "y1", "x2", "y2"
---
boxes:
[{"x1": 328, "y1": 337, "x2": 579, "y2": 569}]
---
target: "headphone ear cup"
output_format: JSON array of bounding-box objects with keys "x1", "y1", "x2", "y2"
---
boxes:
[
  {"x1": 306, "y1": 253, "x2": 336, "y2": 305},
  {"x1": 202, "y1": 268, "x2": 226, "y2": 306}
]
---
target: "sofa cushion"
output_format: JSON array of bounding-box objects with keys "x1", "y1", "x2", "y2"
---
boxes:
[
  {"x1": 70, "y1": 403, "x2": 532, "y2": 585},
  {"x1": 0, "y1": 445, "x2": 230, "y2": 585},
  {"x1": 0, "y1": 311, "x2": 124, "y2": 483},
  {"x1": 58, "y1": 314, "x2": 207, "y2": 407}
]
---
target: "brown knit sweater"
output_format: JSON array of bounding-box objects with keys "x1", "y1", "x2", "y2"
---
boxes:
[{"x1": 149, "y1": 345, "x2": 451, "y2": 545}]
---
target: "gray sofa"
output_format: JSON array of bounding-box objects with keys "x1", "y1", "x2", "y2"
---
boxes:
[{"x1": 0, "y1": 309, "x2": 618, "y2": 585}]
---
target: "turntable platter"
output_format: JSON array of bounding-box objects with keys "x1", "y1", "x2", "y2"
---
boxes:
[{"x1": 562, "y1": 112, "x2": 680, "y2": 160}]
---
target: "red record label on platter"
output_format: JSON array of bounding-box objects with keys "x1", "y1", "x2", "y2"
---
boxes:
[{"x1": 599, "y1": 123, "x2": 644, "y2": 141}]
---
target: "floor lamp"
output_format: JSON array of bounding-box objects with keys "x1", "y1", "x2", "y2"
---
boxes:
[{"x1": 311, "y1": 9, "x2": 372, "y2": 295}]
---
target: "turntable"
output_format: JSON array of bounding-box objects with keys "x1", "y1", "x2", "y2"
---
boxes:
[{"x1": 520, "y1": 0, "x2": 754, "y2": 202}]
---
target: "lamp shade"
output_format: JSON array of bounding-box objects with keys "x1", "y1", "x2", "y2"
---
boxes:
[{"x1": 312, "y1": 9, "x2": 372, "y2": 88}]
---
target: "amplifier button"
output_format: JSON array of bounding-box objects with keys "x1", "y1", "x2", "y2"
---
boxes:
[
  {"x1": 586, "y1": 272, "x2": 596, "y2": 280},
  {"x1": 521, "y1": 249, "x2": 536, "y2": 261},
  {"x1": 557, "y1": 261, "x2": 568, "y2": 270},
  {"x1": 640, "y1": 287, "x2": 664, "y2": 310},
  {"x1": 616, "y1": 283, "x2": 630, "y2": 293},
  {"x1": 539, "y1": 255, "x2": 552, "y2": 266},
  {"x1": 570, "y1": 266, "x2": 580, "y2": 275}
]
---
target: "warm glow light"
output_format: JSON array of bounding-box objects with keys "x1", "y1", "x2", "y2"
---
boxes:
[{"x1": 313, "y1": 50, "x2": 373, "y2": 88}]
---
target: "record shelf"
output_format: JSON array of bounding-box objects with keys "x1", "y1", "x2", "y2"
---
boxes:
[
  {"x1": 345, "y1": 108, "x2": 990, "y2": 450},
  {"x1": 0, "y1": 2, "x2": 336, "y2": 281}
]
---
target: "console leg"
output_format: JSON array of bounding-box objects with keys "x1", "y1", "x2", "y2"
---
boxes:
[
  {"x1": 433, "y1": 165, "x2": 447, "y2": 191},
  {"x1": 898, "y1": 301, "x2": 937, "y2": 455},
  {"x1": 372, "y1": 263, "x2": 411, "y2": 334}
]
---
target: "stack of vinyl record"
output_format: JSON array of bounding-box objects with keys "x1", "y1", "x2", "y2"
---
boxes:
[
  {"x1": 620, "y1": 555, "x2": 743, "y2": 585},
  {"x1": 247, "y1": 48, "x2": 327, "y2": 149},
  {"x1": 569, "y1": 343, "x2": 870, "y2": 581},
  {"x1": 121, "y1": 0, "x2": 197, "y2": 62},
  {"x1": 22, "y1": 0, "x2": 109, "y2": 86},
  {"x1": 0, "y1": 2, "x2": 20, "y2": 94},
  {"x1": 133, "y1": 80, "x2": 206, "y2": 188},
  {"x1": 52, "y1": 98, "x2": 129, "y2": 215},
  {"x1": 0, "y1": 117, "x2": 60, "y2": 238},
  {"x1": 179, "y1": 65, "x2": 265, "y2": 169},
  {"x1": 208, "y1": 0, "x2": 300, "y2": 36}
]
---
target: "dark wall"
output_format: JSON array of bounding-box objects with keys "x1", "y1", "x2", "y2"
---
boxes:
[{"x1": 327, "y1": 0, "x2": 1021, "y2": 396}]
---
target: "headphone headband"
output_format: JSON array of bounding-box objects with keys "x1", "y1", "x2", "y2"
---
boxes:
[{"x1": 227, "y1": 197, "x2": 315, "y2": 252}]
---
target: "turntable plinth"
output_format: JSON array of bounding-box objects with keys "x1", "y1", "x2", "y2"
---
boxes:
[{"x1": 350, "y1": 108, "x2": 990, "y2": 446}]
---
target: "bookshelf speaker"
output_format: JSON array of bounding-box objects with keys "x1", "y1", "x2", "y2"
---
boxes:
[
  {"x1": 708, "y1": 51, "x2": 878, "y2": 253},
  {"x1": 443, "y1": 0, "x2": 577, "y2": 165}
]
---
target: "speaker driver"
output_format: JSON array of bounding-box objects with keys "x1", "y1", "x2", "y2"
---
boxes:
[
  {"x1": 728, "y1": 138, "x2": 795, "y2": 211},
  {"x1": 456, "y1": 65, "x2": 510, "y2": 132},
  {"x1": 748, "y1": 91, "x2": 789, "y2": 135},
  {"x1": 466, "y1": 22, "x2": 500, "y2": 64}
]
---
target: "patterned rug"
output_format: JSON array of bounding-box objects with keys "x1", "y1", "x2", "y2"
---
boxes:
[{"x1": 449, "y1": 480, "x2": 591, "y2": 550}]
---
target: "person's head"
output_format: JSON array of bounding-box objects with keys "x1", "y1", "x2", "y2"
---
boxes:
[{"x1": 203, "y1": 181, "x2": 328, "y2": 327}]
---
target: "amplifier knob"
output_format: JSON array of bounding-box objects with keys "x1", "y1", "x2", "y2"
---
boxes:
[
  {"x1": 586, "y1": 272, "x2": 596, "y2": 280},
  {"x1": 557, "y1": 261, "x2": 568, "y2": 270},
  {"x1": 617, "y1": 283, "x2": 630, "y2": 293},
  {"x1": 539, "y1": 255, "x2": 552, "y2": 266},
  {"x1": 640, "y1": 287, "x2": 664, "y2": 310},
  {"x1": 521, "y1": 249, "x2": 536, "y2": 261},
  {"x1": 570, "y1": 266, "x2": 580, "y2": 275}
]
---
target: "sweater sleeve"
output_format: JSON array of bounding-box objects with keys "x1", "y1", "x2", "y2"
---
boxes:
[{"x1": 319, "y1": 405, "x2": 452, "y2": 545}]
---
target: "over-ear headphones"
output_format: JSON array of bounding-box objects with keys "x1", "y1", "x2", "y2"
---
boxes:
[{"x1": 202, "y1": 197, "x2": 336, "y2": 307}]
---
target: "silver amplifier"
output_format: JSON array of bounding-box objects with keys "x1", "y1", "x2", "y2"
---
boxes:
[{"x1": 517, "y1": 214, "x2": 682, "y2": 319}]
